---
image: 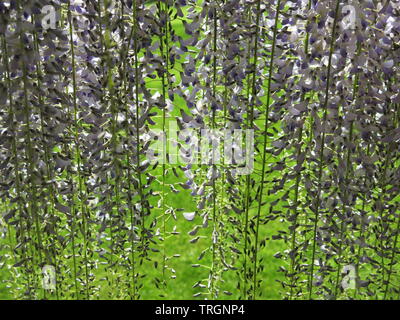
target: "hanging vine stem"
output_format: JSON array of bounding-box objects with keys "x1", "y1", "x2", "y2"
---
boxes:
[
  {"x1": 242, "y1": 0, "x2": 261, "y2": 300},
  {"x1": 351, "y1": 141, "x2": 370, "y2": 299},
  {"x1": 333, "y1": 39, "x2": 362, "y2": 299},
  {"x1": 59, "y1": 7, "x2": 79, "y2": 297},
  {"x1": 132, "y1": 0, "x2": 148, "y2": 273},
  {"x1": 17, "y1": 0, "x2": 45, "y2": 299},
  {"x1": 103, "y1": 0, "x2": 122, "y2": 190},
  {"x1": 4, "y1": 200, "x2": 17, "y2": 290},
  {"x1": 308, "y1": 0, "x2": 341, "y2": 299},
  {"x1": 116, "y1": 0, "x2": 140, "y2": 299},
  {"x1": 61, "y1": 53, "x2": 80, "y2": 301},
  {"x1": 241, "y1": 42, "x2": 251, "y2": 299},
  {"x1": 209, "y1": 4, "x2": 219, "y2": 298},
  {"x1": 62, "y1": 78, "x2": 80, "y2": 299},
  {"x1": 380, "y1": 92, "x2": 399, "y2": 299},
  {"x1": 252, "y1": 0, "x2": 281, "y2": 300},
  {"x1": 352, "y1": 7, "x2": 381, "y2": 298},
  {"x1": 383, "y1": 101, "x2": 400, "y2": 299},
  {"x1": 384, "y1": 203, "x2": 400, "y2": 299},
  {"x1": 157, "y1": 0, "x2": 170, "y2": 294},
  {"x1": 288, "y1": 0, "x2": 312, "y2": 300},
  {"x1": 32, "y1": 17, "x2": 61, "y2": 299},
  {"x1": 97, "y1": 0, "x2": 110, "y2": 292},
  {"x1": 67, "y1": 1, "x2": 91, "y2": 299},
  {"x1": 352, "y1": 60, "x2": 373, "y2": 301},
  {"x1": 99, "y1": 0, "x2": 123, "y2": 297},
  {"x1": 1, "y1": 34, "x2": 34, "y2": 298},
  {"x1": 374, "y1": 108, "x2": 393, "y2": 296}
]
